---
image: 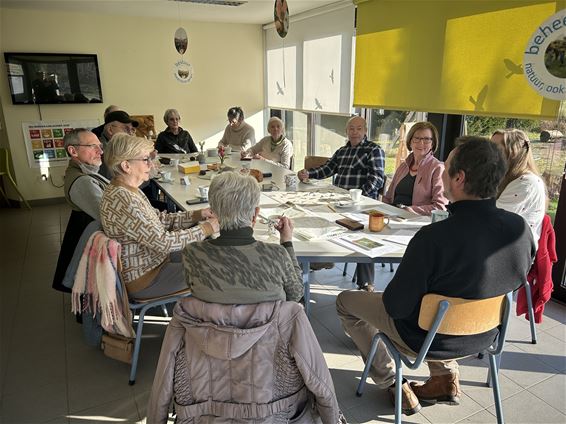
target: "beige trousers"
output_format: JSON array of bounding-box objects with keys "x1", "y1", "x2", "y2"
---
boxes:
[{"x1": 336, "y1": 290, "x2": 458, "y2": 389}]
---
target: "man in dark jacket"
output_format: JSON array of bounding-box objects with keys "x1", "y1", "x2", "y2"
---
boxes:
[{"x1": 337, "y1": 137, "x2": 535, "y2": 415}]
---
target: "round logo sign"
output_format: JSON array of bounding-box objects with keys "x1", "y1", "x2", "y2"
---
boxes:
[
  {"x1": 523, "y1": 10, "x2": 566, "y2": 101},
  {"x1": 173, "y1": 60, "x2": 193, "y2": 83}
]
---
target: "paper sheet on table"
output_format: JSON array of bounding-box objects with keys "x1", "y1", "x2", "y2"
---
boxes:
[
  {"x1": 387, "y1": 215, "x2": 431, "y2": 230},
  {"x1": 259, "y1": 204, "x2": 347, "y2": 241},
  {"x1": 382, "y1": 230, "x2": 416, "y2": 246},
  {"x1": 332, "y1": 233, "x2": 402, "y2": 258}
]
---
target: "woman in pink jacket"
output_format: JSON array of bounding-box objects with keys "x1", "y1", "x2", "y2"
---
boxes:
[{"x1": 382, "y1": 122, "x2": 448, "y2": 215}]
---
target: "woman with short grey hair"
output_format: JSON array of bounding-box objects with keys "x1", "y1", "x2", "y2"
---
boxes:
[
  {"x1": 155, "y1": 108, "x2": 198, "y2": 154},
  {"x1": 182, "y1": 171, "x2": 303, "y2": 304},
  {"x1": 241, "y1": 116, "x2": 293, "y2": 169}
]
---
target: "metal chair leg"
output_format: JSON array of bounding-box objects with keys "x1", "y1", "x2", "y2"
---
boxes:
[
  {"x1": 129, "y1": 304, "x2": 149, "y2": 385},
  {"x1": 524, "y1": 281, "x2": 537, "y2": 344},
  {"x1": 489, "y1": 353, "x2": 505, "y2": 424},
  {"x1": 356, "y1": 333, "x2": 379, "y2": 396},
  {"x1": 343, "y1": 263, "x2": 348, "y2": 277}
]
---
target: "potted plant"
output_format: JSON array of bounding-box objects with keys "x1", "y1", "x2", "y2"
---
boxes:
[{"x1": 197, "y1": 141, "x2": 206, "y2": 164}]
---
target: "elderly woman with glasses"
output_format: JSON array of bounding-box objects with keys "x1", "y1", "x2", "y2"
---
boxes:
[
  {"x1": 382, "y1": 121, "x2": 448, "y2": 215},
  {"x1": 182, "y1": 171, "x2": 303, "y2": 304},
  {"x1": 241, "y1": 117, "x2": 293, "y2": 169},
  {"x1": 100, "y1": 134, "x2": 219, "y2": 300},
  {"x1": 218, "y1": 106, "x2": 256, "y2": 151},
  {"x1": 491, "y1": 129, "x2": 546, "y2": 244},
  {"x1": 155, "y1": 108, "x2": 198, "y2": 154}
]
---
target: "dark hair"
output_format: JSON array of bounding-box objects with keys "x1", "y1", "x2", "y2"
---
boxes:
[
  {"x1": 448, "y1": 136, "x2": 507, "y2": 199},
  {"x1": 227, "y1": 106, "x2": 244, "y2": 122},
  {"x1": 405, "y1": 121, "x2": 439, "y2": 152}
]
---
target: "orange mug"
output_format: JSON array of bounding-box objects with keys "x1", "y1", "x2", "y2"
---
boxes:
[{"x1": 369, "y1": 212, "x2": 389, "y2": 232}]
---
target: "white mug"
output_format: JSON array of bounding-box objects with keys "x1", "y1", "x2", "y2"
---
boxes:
[
  {"x1": 171, "y1": 159, "x2": 180, "y2": 167},
  {"x1": 349, "y1": 189, "x2": 362, "y2": 203},
  {"x1": 431, "y1": 210, "x2": 449, "y2": 223},
  {"x1": 198, "y1": 186, "x2": 209, "y2": 200},
  {"x1": 285, "y1": 174, "x2": 298, "y2": 191}
]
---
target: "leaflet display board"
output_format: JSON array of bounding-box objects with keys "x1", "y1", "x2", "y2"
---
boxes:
[{"x1": 21, "y1": 119, "x2": 98, "y2": 168}]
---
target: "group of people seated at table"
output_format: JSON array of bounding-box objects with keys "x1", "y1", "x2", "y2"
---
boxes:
[{"x1": 52, "y1": 104, "x2": 549, "y2": 422}]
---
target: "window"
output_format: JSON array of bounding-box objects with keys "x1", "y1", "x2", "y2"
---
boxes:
[{"x1": 283, "y1": 110, "x2": 309, "y2": 171}]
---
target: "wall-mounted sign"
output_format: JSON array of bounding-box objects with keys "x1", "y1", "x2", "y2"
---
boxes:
[
  {"x1": 274, "y1": 0, "x2": 289, "y2": 38},
  {"x1": 22, "y1": 119, "x2": 98, "y2": 168},
  {"x1": 174, "y1": 59, "x2": 193, "y2": 83},
  {"x1": 523, "y1": 9, "x2": 566, "y2": 100},
  {"x1": 174, "y1": 27, "x2": 188, "y2": 55}
]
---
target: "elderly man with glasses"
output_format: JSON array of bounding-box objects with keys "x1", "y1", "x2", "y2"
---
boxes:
[{"x1": 52, "y1": 128, "x2": 109, "y2": 292}]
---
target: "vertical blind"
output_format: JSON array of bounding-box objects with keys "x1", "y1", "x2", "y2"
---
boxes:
[
  {"x1": 265, "y1": 4, "x2": 355, "y2": 114},
  {"x1": 354, "y1": 0, "x2": 563, "y2": 119}
]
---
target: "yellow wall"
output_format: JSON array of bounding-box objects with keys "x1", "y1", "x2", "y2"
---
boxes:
[{"x1": 0, "y1": 7, "x2": 264, "y2": 201}]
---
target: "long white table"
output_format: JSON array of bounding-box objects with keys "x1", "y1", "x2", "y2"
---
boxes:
[{"x1": 154, "y1": 153, "x2": 423, "y2": 314}]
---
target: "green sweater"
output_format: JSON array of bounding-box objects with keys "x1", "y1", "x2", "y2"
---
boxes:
[{"x1": 182, "y1": 227, "x2": 303, "y2": 304}]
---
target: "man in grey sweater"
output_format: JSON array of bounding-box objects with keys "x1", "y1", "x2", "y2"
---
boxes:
[{"x1": 52, "y1": 129, "x2": 109, "y2": 292}]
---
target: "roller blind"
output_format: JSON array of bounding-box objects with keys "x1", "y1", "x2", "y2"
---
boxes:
[
  {"x1": 354, "y1": 0, "x2": 564, "y2": 119},
  {"x1": 265, "y1": 4, "x2": 355, "y2": 113}
]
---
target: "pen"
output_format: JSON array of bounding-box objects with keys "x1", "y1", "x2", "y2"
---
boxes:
[{"x1": 327, "y1": 204, "x2": 337, "y2": 213}]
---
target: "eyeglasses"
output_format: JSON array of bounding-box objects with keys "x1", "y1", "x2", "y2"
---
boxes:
[
  {"x1": 412, "y1": 136, "x2": 433, "y2": 144},
  {"x1": 71, "y1": 143, "x2": 103, "y2": 151},
  {"x1": 128, "y1": 157, "x2": 152, "y2": 165}
]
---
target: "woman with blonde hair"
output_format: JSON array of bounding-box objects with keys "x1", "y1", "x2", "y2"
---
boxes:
[
  {"x1": 491, "y1": 129, "x2": 546, "y2": 244},
  {"x1": 382, "y1": 121, "x2": 448, "y2": 215},
  {"x1": 100, "y1": 134, "x2": 219, "y2": 300}
]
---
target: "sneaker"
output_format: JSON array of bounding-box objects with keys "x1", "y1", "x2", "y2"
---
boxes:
[
  {"x1": 359, "y1": 283, "x2": 375, "y2": 292},
  {"x1": 410, "y1": 374, "x2": 461, "y2": 405},
  {"x1": 387, "y1": 379, "x2": 422, "y2": 416}
]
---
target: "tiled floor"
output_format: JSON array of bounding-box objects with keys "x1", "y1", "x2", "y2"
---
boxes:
[{"x1": 1, "y1": 204, "x2": 565, "y2": 423}]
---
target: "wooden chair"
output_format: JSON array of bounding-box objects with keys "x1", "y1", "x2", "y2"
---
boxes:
[
  {"x1": 356, "y1": 292, "x2": 513, "y2": 424},
  {"x1": 0, "y1": 147, "x2": 31, "y2": 209},
  {"x1": 304, "y1": 155, "x2": 329, "y2": 170}
]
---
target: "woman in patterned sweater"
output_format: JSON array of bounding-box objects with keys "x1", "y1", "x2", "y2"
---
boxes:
[
  {"x1": 100, "y1": 134, "x2": 219, "y2": 300},
  {"x1": 182, "y1": 171, "x2": 304, "y2": 304}
]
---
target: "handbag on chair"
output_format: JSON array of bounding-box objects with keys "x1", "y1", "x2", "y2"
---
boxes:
[{"x1": 101, "y1": 333, "x2": 134, "y2": 364}]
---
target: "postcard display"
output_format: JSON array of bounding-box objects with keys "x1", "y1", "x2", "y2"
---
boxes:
[{"x1": 22, "y1": 120, "x2": 98, "y2": 168}]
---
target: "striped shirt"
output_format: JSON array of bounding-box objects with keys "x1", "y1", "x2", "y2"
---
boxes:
[{"x1": 308, "y1": 138, "x2": 385, "y2": 199}]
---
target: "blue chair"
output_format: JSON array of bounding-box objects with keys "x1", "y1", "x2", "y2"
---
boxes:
[
  {"x1": 356, "y1": 292, "x2": 513, "y2": 424},
  {"x1": 128, "y1": 289, "x2": 192, "y2": 385}
]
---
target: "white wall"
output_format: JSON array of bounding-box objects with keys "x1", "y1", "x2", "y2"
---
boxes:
[{"x1": 0, "y1": 7, "x2": 264, "y2": 201}]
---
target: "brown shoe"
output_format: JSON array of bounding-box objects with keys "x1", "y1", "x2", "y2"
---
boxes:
[
  {"x1": 387, "y1": 380, "x2": 422, "y2": 416},
  {"x1": 410, "y1": 374, "x2": 461, "y2": 405},
  {"x1": 310, "y1": 262, "x2": 335, "y2": 271}
]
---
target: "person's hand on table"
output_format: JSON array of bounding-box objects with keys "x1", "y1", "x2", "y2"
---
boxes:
[
  {"x1": 276, "y1": 216, "x2": 294, "y2": 243},
  {"x1": 252, "y1": 153, "x2": 263, "y2": 160},
  {"x1": 297, "y1": 169, "x2": 309, "y2": 182}
]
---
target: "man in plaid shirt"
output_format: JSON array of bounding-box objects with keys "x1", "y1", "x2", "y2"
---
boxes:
[{"x1": 298, "y1": 116, "x2": 385, "y2": 290}]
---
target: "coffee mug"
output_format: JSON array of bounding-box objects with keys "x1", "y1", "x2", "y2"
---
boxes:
[
  {"x1": 431, "y1": 210, "x2": 449, "y2": 223},
  {"x1": 285, "y1": 174, "x2": 298, "y2": 191},
  {"x1": 207, "y1": 148, "x2": 218, "y2": 157},
  {"x1": 198, "y1": 186, "x2": 209, "y2": 200},
  {"x1": 349, "y1": 189, "x2": 362, "y2": 203},
  {"x1": 369, "y1": 212, "x2": 390, "y2": 232}
]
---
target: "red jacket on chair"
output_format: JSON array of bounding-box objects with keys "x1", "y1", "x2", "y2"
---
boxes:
[{"x1": 516, "y1": 215, "x2": 557, "y2": 323}]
